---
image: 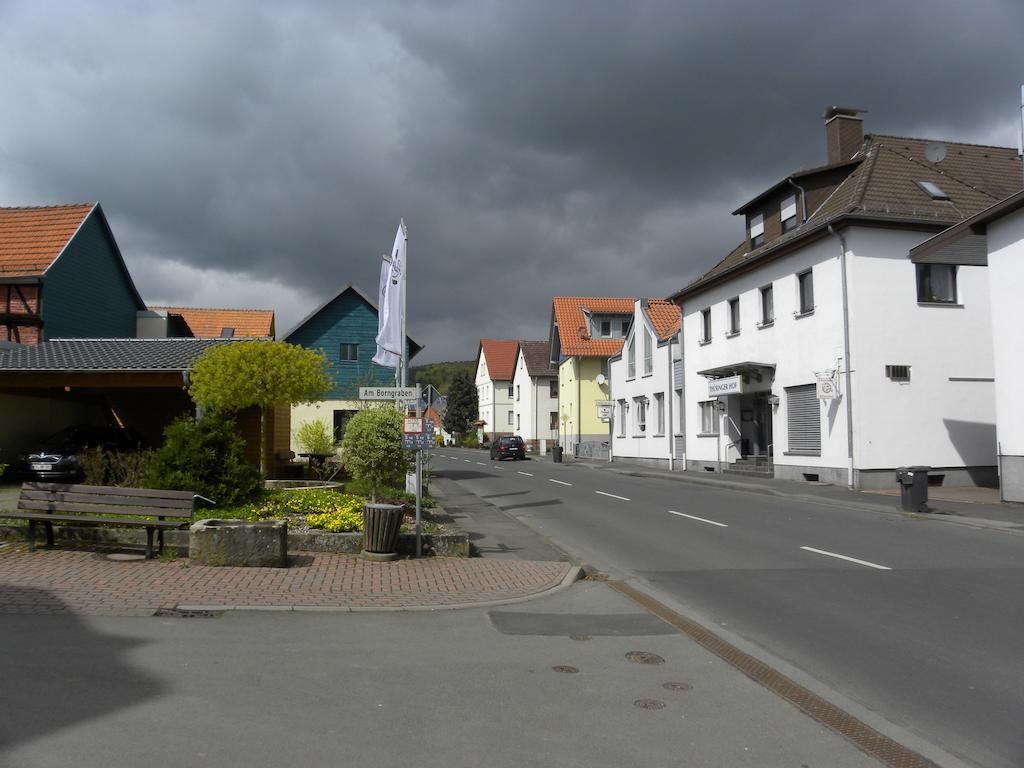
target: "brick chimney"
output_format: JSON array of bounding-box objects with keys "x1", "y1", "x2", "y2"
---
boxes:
[{"x1": 823, "y1": 106, "x2": 866, "y2": 164}]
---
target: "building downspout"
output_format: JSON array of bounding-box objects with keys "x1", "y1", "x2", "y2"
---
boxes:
[
  {"x1": 828, "y1": 223, "x2": 856, "y2": 489},
  {"x1": 576, "y1": 357, "x2": 581, "y2": 456}
]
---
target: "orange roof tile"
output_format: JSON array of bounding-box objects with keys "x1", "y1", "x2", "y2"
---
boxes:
[
  {"x1": 0, "y1": 204, "x2": 95, "y2": 277},
  {"x1": 646, "y1": 299, "x2": 680, "y2": 341},
  {"x1": 478, "y1": 339, "x2": 519, "y2": 381},
  {"x1": 148, "y1": 306, "x2": 275, "y2": 338},
  {"x1": 552, "y1": 297, "x2": 636, "y2": 357}
]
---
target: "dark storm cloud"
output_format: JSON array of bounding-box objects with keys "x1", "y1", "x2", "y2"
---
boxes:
[{"x1": 1, "y1": 0, "x2": 1022, "y2": 361}]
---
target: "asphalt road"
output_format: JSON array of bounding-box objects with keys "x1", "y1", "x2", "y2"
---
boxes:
[{"x1": 432, "y1": 447, "x2": 1024, "y2": 768}]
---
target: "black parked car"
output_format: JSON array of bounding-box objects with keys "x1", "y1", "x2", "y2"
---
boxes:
[
  {"x1": 21, "y1": 424, "x2": 145, "y2": 482},
  {"x1": 490, "y1": 435, "x2": 526, "y2": 461}
]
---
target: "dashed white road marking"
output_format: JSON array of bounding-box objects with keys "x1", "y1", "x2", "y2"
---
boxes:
[
  {"x1": 548, "y1": 479, "x2": 572, "y2": 486},
  {"x1": 595, "y1": 491, "x2": 630, "y2": 501},
  {"x1": 517, "y1": 471, "x2": 534, "y2": 477},
  {"x1": 800, "y1": 546, "x2": 891, "y2": 571},
  {"x1": 464, "y1": 459, "x2": 472, "y2": 463},
  {"x1": 476, "y1": 462, "x2": 487, "y2": 466},
  {"x1": 668, "y1": 510, "x2": 728, "y2": 528}
]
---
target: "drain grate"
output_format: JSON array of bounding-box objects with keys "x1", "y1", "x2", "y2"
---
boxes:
[
  {"x1": 663, "y1": 682, "x2": 692, "y2": 692},
  {"x1": 608, "y1": 580, "x2": 940, "y2": 768},
  {"x1": 625, "y1": 650, "x2": 665, "y2": 665},
  {"x1": 154, "y1": 608, "x2": 224, "y2": 619},
  {"x1": 570, "y1": 634, "x2": 592, "y2": 641},
  {"x1": 551, "y1": 665, "x2": 579, "y2": 674},
  {"x1": 634, "y1": 699, "x2": 666, "y2": 710}
]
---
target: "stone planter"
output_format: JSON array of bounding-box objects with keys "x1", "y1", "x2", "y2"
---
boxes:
[
  {"x1": 361, "y1": 503, "x2": 404, "y2": 562},
  {"x1": 189, "y1": 519, "x2": 288, "y2": 568}
]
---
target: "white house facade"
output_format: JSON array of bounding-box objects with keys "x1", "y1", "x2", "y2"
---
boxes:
[
  {"x1": 671, "y1": 107, "x2": 1020, "y2": 489},
  {"x1": 475, "y1": 338, "x2": 519, "y2": 442},
  {"x1": 609, "y1": 300, "x2": 682, "y2": 469},
  {"x1": 910, "y1": 188, "x2": 1024, "y2": 501},
  {"x1": 511, "y1": 340, "x2": 559, "y2": 450}
]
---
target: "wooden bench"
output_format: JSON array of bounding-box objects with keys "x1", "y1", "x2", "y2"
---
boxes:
[{"x1": 4, "y1": 482, "x2": 196, "y2": 558}]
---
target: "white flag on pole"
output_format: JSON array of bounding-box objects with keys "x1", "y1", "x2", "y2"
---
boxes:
[{"x1": 373, "y1": 222, "x2": 406, "y2": 367}]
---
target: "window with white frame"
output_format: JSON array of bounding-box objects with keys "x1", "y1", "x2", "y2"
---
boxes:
[
  {"x1": 516, "y1": 385, "x2": 520, "y2": 401},
  {"x1": 749, "y1": 213, "x2": 765, "y2": 248},
  {"x1": 728, "y1": 297, "x2": 740, "y2": 334},
  {"x1": 781, "y1": 195, "x2": 798, "y2": 232},
  {"x1": 653, "y1": 393, "x2": 664, "y2": 435},
  {"x1": 627, "y1": 336, "x2": 636, "y2": 378},
  {"x1": 618, "y1": 400, "x2": 628, "y2": 436},
  {"x1": 549, "y1": 379, "x2": 558, "y2": 398},
  {"x1": 760, "y1": 284, "x2": 774, "y2": 325},
  {"x1": 620, "y1": 319, "x2": 631, "y2": 336},
  {"x1": 600, "y1": 320, "x2": 611, "y2": 337},
  {"x1": 699, "y1": 401, "x2": 718, "y2": 435},
  {"x1": 516, "y1": 413, "x2": 520, "y2": 430},
  {"x1": 700, "y1": 308, "x2": 711, "y2": 343},
  {"x1": 339, "y1": 343, "x2": 358, "y2": 362},
  {"x1": 550, "y1": 412, "x2": 558, "y2": 430},
  {"x1": 507, "y1": 410, "x2": 514, "y2": 426},
  {"x1": 642, "y1": 328, "x2": 653, "y2": 375},
  {"x1": 633, "y1": 397, "x2": 647, "y2": 433},
  {"x1": 507, "y1": 385, "x2": 514, "y2": 398},
  {"x1": 797, "y1": 270, "x2": 814, "y2": 314},
  {"x1": 675, "y1": 389, "x2": 684, "y2": 433}
]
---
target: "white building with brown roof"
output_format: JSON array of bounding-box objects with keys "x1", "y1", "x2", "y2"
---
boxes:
[
  {"x1": 608, "y1": 299, "x2": 682, "y2": 468},
  {"x1": 671, "y1": 107, "x2": 1021, "y2": 489},
  {"x1": 511, "y1": 340, "x2": 559, "y2": 449},
  {"x1": 475, "y1": 339, "x2": 519, "y2": 442}
]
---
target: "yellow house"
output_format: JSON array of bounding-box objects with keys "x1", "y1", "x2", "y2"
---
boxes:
[{"x1": 549, "y1": 297, "x2": 636, "y2": 458}]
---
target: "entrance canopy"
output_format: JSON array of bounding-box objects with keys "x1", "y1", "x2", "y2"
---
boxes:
[{"x1": 697, "y1": 361, "x2": 775, "y2": 382}]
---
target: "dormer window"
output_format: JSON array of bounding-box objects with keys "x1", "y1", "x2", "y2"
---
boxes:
[
  {"x1": 781, "y1": 195, "x2": 798, "y2": 232},
  {"x1": 600, "y1": 320, "x2": 611, "y2": 337},
  {"x1": 749, "y1": 213, "x2": 765, "y2": 248}
]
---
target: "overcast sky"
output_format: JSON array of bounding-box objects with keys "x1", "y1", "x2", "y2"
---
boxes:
[{"x1": 2, "y1": 0, "x2": 1022, "y2": 362}]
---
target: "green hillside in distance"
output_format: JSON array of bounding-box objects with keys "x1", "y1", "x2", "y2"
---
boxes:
[{"x1": 410, "y1": 360, "x2": 475, "y2": 395}]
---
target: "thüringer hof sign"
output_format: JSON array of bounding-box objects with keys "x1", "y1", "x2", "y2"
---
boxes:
[{"x1": 708, "y1": 375, "x2": 743, "y2": 397}]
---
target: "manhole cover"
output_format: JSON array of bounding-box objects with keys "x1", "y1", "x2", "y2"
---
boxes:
[
  {"x1": 634, "y1": 699, "x2": 666, "y2": 710},
  {"x1": 625, "y1": 651, "x2": 665, "y2": 665},
  {"x1": 570, "y1": 635, "x2": 592, "y2": 641},
  {"x1": 551, "y1": 665, "x2": 579, "y2": 674},
  {"x1": 154, "y1": 608, "x2": 224, "y2": 619},
  {"x1": 663, "y1": 682, "x2": 692, "y2": 692}
]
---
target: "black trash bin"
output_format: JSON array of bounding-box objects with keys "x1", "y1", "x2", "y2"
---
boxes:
[
  {"x1": 896, "y1": 466, "x2": 930, "y2": 512},
  {"x1": 552, "y1": 445, "x2": 563, "y2": 463}
]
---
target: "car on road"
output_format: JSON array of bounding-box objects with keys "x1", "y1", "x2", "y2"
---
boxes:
[
  {"x1": 490, "y1": 435, "x2": 526, "y2": 461},
  {"x1": 21, "y1": 424, "x2": 146, "y2": 482}
]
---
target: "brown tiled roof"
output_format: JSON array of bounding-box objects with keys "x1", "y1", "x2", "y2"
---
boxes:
[
  {"x1": 478, "y1": 339, "x2": 519, "y2": 381},
  {"x1": 552, "y1": 297, "x2": 636, "y2": 357},
  {"x1": 645, "y1": 299, "x2": 680, "y2": 341},
  {"x1": 0, "y1": 204, "x2": 95, "y2": 277},
  {"x1": 148, "y1": 306, "x2": 275, "y2": 338},
  {"x1": 518, "y1": 340, "x2": 556, "y2": 377},
  {"x1": 677, "y1": 134, "x2": 1022, "y2": 298}
]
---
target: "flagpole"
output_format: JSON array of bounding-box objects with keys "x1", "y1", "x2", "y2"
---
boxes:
[{"x1": 400, "y1": 218, "x2": 408, "y2": 388}]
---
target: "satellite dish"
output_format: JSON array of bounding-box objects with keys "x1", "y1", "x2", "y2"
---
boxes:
[
  {"x1": 596, "y1": 373, "x2": 607, "y2": 385},
  {"x1": 925, "y1": 142, "x2": 947, "y2": 163}
]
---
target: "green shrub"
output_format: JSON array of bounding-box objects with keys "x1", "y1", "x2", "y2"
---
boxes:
[
  {"x1": 340, "y1": 407, "x2": 410, "y2": 499},
  {"x1": 145, "y1": 412, "x2": 263, "y2": 508},
  {"x1": 79, "y1": 447, "x2": 153, "y2": 487},
  {"x1": 460, "y1": 431, "x2": 479, "y2": 448},
  {"x1": 295, "y1": 420, "x2": 336, "y2": 456}
]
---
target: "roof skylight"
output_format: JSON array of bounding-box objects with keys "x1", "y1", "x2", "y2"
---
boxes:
[{"x1": 915, "y1": 180, "x2": 949, "y2": 200}]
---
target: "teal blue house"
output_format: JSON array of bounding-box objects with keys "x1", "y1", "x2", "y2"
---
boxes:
[
  {"x1": 1, "y1": 203, "x2": 145, "y2": 343},
  {"x1": 283, "y1": 284, "x2": 423, "y2": 445}
]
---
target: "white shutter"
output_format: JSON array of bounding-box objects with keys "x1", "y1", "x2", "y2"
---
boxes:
[
  {"x1": 749, "y1": 213, "x2": 764, "y2": 238},
  {"x1": 786, "y1": 384, "x2": 821, "y2": 454},
  {"x1": 781, "y1": 195, "x2": 797, "y2": 222}
]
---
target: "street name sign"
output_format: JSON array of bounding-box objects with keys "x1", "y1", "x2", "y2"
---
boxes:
[{"x1": 359, "y1": 386, "x2": 419, "y2": 401}]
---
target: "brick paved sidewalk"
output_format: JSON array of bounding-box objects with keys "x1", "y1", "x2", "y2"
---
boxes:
[{"x1": 0, "y1": 544, "x2": 575, "y2": 617}]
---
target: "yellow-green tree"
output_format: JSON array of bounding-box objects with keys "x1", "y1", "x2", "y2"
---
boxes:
[{"x1": 188, "y1": 341, "x2": 331, "y2": 474}]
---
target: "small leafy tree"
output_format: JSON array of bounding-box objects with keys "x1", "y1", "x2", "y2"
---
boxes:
[
  {"x1": 341, "y1": 407, "x2": 409, "y2": 501},
  {"x1": 295, "y1": 420, "x2": 336, "y2": 455},
  {"x1": 188, "y1": 341, "x2": 332, "y2": 474},
  {"x1": 443, "y1": 371, "x2": 478, "y2": 438},
  {"x1": 145, "y1": 412, "x2": 263, "y2": 507}
]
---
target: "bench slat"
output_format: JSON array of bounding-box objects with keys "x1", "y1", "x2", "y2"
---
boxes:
[
  {"x1": 20, "y1": 490, "x2": 194, "y2": 511},
  {"x1": 21, "y1": 482, "x2": 196, "y2": 501},
  {"x1": 17, "y1": 499, "x2": 194, "y2": 519},
  {"x1": 2, "y1": 512, "x2": 187, "y2": 528}
]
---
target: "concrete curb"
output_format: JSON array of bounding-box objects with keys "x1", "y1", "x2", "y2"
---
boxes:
[{"x1": 174, "y1": 564, "x2": 584, "y2": 614}]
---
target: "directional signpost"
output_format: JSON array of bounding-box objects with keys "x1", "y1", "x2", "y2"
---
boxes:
[{"x1": 360, "y1": 384, "x2": 429, "y2": 556}]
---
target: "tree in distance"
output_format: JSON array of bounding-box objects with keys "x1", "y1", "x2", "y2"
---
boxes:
[{"x1": 443, "y1": 370, "x2": 478, "y2": 439}]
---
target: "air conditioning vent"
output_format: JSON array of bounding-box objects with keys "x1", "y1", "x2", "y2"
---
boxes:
[{"x1": 885, "y1": 365, "x2": 911, "y2": 382}]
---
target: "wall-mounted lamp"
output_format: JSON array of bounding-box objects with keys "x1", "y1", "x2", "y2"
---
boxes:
[{"x1": 768, "y1": 395, "x2": 780, "y2": 407}]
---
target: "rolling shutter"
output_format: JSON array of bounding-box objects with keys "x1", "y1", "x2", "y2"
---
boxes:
[{"x1": 786, "y1": 384, "x2": 821, "y2": 454}]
